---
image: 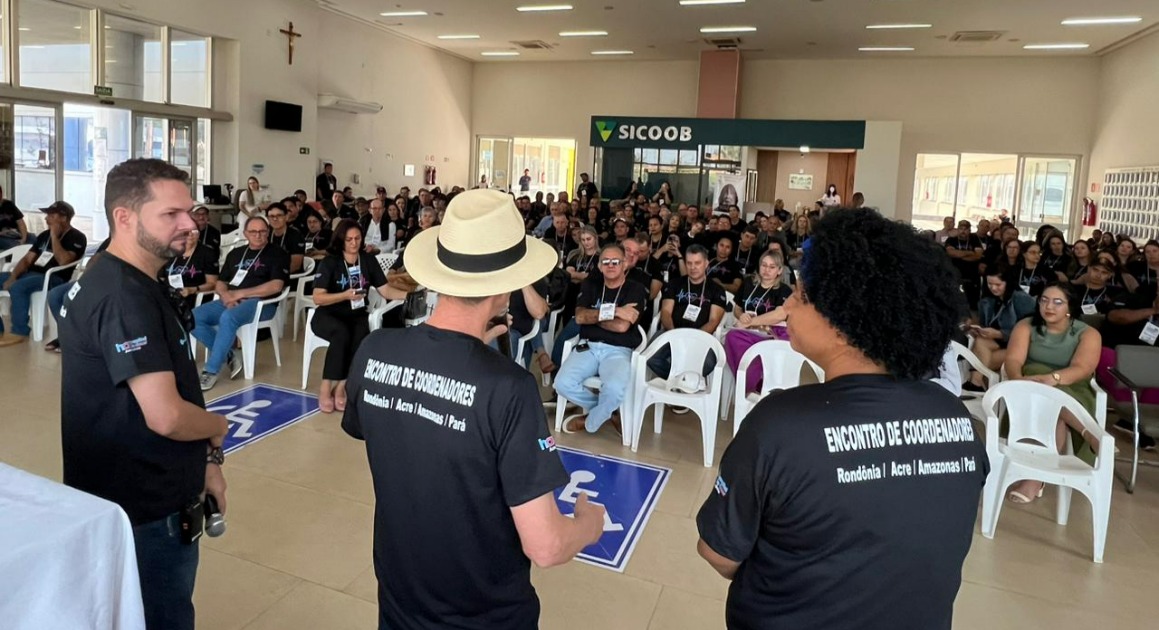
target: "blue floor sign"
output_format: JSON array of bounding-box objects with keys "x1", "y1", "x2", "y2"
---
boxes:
[
  {"x1": 553, "y1": 447, "x2": 670, "y2": 572},
  {"x1": 206, "y1": 384, "x2": 320, "y2": 454}
]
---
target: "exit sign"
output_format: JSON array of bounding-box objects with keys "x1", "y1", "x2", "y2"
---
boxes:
[
  {"x1": 93, "y1": 86, "x2": 113, "y2": 97},
  {"x1": 299, "y1": 147, "x2": 310, "y2": 155}
]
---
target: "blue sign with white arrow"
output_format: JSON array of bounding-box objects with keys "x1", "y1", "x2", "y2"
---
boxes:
[{"x1": 205, "y1": 384, "x2": 319, "y2": 454}]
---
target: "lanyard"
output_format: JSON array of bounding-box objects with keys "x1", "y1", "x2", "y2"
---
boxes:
[
  {"x1": 577, "y1": 252, "x2": 597, "y2": 272},
  {"x1": 708, "y1": 259, "x2": 728, "y2": 276},
  {"x1": 169, "y1": 253, "x2": 191, "y2": 277},
  {"x1": 1082, "y1": 286, "x2": 1107, "y2": 305},
  {"x1": 987, "y1": 299, "x2": 1011, "y2": 327},
  {"x1": 344, "y1": 256, "x2": 362, "y2": 289},
  {"x1": 686, "y1": 278, "x2": 706, "y2": 308},
  {"x1": 600, "y1": 282, "x2": 624, "y2": 309},
  {"x1": 200, "y1": 228, "x2": 210, "y2": 245},
  {"x1": 1074, "y1": 264, "x2": 1088, "y2": 278},
  {"x1": 236, "y1": 247, "x2": 265, "y2": 275},
  {"x1": 736, "y1": 247, "x2": 752, "y2": 267},
  {"x1": 1020, "y1": 265, "x2": 1037, "y2": 285},
  {"x1": 273, "y1": 230, "x2": 290, "y2": 250},
  {"x1": 746, "y1": 283, "x2": 775, "y2": 312}
]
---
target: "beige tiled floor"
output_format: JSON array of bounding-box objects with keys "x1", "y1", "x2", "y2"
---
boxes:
[{"x1": 4, "y1": 336, "x2": 1159, "y2": 629}]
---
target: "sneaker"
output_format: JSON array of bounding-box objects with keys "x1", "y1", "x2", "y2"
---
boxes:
[
  {"x1": 228, "y1": 352, "x2": 243, "y2": 379},
  {"x1": 199, "y1": 371, "x2": 219, "y2": 392},
  {"x1": 0, "y1": 334, "x2": 28, "y2": 347},
  {"x1": 1113, "y1": 418, "x2": 1158, "y2": 451}
]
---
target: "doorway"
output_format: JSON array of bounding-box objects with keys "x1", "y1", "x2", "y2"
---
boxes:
[{"x1": 475, "y1": 136, "x2": 576, "y2": 196}]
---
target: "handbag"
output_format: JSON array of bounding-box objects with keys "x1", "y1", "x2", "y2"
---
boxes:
[{"x1": 403, "y1": 290, "x2": 428, "y2": 320}]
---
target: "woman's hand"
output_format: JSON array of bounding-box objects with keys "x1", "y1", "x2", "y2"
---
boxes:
[{"x1": 1021, "y1": 374, "x2": 1055, "y2": 386}]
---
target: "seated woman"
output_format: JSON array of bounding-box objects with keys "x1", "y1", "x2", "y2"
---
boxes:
[
  {"x1": 1097, "y1": 249, "x2": 1139, "y2": 293},
  {"x1": 1067, "y1": 239, "x2": 1095, "y2": 284},
  {"x1": 723, "y1": 251, "x2": 792, "y2": 394},
  {"x1": 765, "y1": 239, "x2": 798, "y2": 286},
  {"x1": 507, "y1": 279, "x2": 550, "y2": 368},
  {"x1": 164, "y1": 228, "x2": 219, "y2": 310},
  {"x1": 1128, "y1": 239, "x2": 1159, "y2": 297},
  {"x1": 1040, "y1": 231, "x2": 1072, "y2": 280},
  {"x1": 1003, "y1": 282, "x2": 1103, "y2": 503},
  {"x1": 965, "y1": 269, "x2": 1036, "y2": 391},
  {"x1": 311, "y1": 219, "x2": 407, "y2": 413},
  {"x1": 1017, "y1": 240, "x2": 1050, "y2": 297}
]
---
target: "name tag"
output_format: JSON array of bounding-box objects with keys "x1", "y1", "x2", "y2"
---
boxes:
[
  {"x1": 1081, "y1": 303, "x2": 1098, "y2": 316},
  {"x1": 598, "y1": 302, "x2": 616, "y2": 322},
  {"x1": 229, "y1": 268, "x2": 249, "y2": 287},
  {"x1": 1141, "y1": 321, "x2": 1159, "y2": 346},
  {"x1": 683, "y1": 303, "x2": 702, "y2": 322},
  {"x1": 351, "y1": 297, "x2": 366, "y2": 310},
  {"x1": 1019, "y1": 284, "x2": 1030, "y2": 294},
  {"x1": 35, "y1": 251, "x2": 53, "y2": 267},
  {"x1": 168, "y1": 273, "x2": 184, "y2": 290}
]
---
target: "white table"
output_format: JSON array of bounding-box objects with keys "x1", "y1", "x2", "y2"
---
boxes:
[{"x1": 0, "y1": 463, "x2": 145, "y2": 630}]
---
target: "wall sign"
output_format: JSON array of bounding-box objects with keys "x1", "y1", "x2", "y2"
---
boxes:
[
  {"x1": 788, "y1": 173, "x2": 814, "y2": 191},
  {"x1": 590, "y1": 115, "x2": 866, "y2": 150}
]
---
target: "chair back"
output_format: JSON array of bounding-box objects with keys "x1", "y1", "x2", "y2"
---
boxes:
[
  {"x1": 1117, "y1": 345, "x2": 1159, "y2": 390},
  {"x1": 950, "y1": 340, "x2": 999, "y2": 391},
  {"x1": 650, "y1": 328, "x2": 726, "y2": 390},
  {"x1": 982, "y1": 380, "x2": 1103, "y2": 457},
  {"x1": 0, "y1": 244, "x2": 32, "y2": 272},
  {"x1": 376, "y1": 252, "x2": 399, "y2": 276}
]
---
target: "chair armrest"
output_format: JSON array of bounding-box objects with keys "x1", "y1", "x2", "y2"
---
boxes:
[
  {"x1": 1090, "y1": 376, "x2": 1108, "y2": 427},
  {"x1": 250, "y1": 289, "x2": 290, "y2": 325},
  {"x1": 1107, "y1": 367, "x2": 1139, "y2": 392},
  {"x1": 41, "y1": 259, "x2": 81, "y2": 290},
  {"x1": 368, "y1": 299, "x2": 402, "y2": 331},
  {"x1": 194, "y1": 290, "x2": 215, "y2": 307}
]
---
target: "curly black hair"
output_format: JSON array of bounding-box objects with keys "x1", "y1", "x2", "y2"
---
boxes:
[{"x1": 800, "y1": 208, "x2": 967, "y2": 380}]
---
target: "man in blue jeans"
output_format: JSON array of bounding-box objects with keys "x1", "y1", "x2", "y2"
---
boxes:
[
  {"x1": 192, "y1": 216, "x2": 289, "y2": 390},
  {"x1": 0, "y1": 200, "x2": 87, "y2": 347}
]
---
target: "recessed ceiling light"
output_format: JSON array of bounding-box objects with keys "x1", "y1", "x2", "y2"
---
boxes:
[
  {"x1": 1023, "y1": 43, "x2": 1090, "y2": 50},
  {"x1": 679, "y1": 0, "x2": 745, "y2": 5},
  {"x1": 700, "y1": 26, "x2": 757, "y2": 34},
  {"x1": 859, "y1": 47, "x2": 915, "y2": 52},
  {"x1": 481, "y1": 51, "x2": 520, "y2": 56},
  {"x1": 1062, "y1": 17, "x2": 1142, "y2": 26},
  {"x1": 516, "y1": 4, "x2": 573, "y2": 11},
  {"x1": 73, "y1": 25, "x2": 82, "y2": 29},
  {"x1": 591, "y1": 50, "x2": 634, "y2": 55},
  {"x1": 560, "y1": 30, "x2": 608, "y2": 37},
  {"x1": 380, "y1": 11, "x2": 428, "y2": 17},
  {"x1": 437, "y1": 34, "x2": 481, "y2": 40},
  {"x1": 866, "y1": 24, "x2": 932, "y2": 30},
  {"x1": 799, "y1": 146, "x2": 811, "y2": 153}
]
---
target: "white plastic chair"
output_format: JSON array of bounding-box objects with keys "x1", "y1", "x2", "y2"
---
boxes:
[
  {"x1": 511, "y1": 319, "x2": 541, "y2": 370},
  {"x1": 235, "y1": 288, "x2": 290, "y2": 380},
  {"x1": 30, "y1": 260, "x2": 81, "y2": 342},
  {"x1": 302, "y1": 297, "x2": 404, "y2": 389},
  {"x1": 629, "y1": 329, "x2": 727, "y2": 467},
  {"x1": 979, "y1": 380, "x2": 1115, "y2": 563},
  {"x1": 647, "y1": 293, "x2": 662, "y2": 340},
  {"x1": 728, "y1": 339, "x2": 823, "y2": 436},
  {"x1": 951, "y1": 340, "x2": 1001, "y2": 421},
  {"x1": 289, "y1": 257, "x2": 317, "y2": 341},
  {"x1": 0, "y1": 244, "x2": 31, "y2": 272},
  {"x1": 553, "y1": 326, "x2": 647, "y2": 446},
  {"x1": 543, "y1": 306, "x2": 565, "y2": 352}
]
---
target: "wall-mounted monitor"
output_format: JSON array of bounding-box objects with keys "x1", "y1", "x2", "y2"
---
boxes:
[{"x1": 264, "y1": 100, "x2": 302, "y2": 132}]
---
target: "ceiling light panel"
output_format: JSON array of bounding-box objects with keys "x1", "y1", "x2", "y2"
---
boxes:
[
  {"x1": 866, "y1": 24, "x2": 933, "y2": 30},
  {"x1": 437, "y1": 34, "x2": 481, "y2": 40},
  {"x1": 858, "y1": 47, "x2": 915, "y2": 52},
  {"x1": 1023, "y1": 43, "x2": 1090, "y2": 50},
  {"x1": 482, "y1": 51, "x2": 520, "y2": 56},
  {"x1": 699, "y1": 26, "x2": 757, "y2": 33},
  {"x1": 1062, "y1": 17, "x2": 1142, "y2": 26},
  {"x1": 679, "y1": 0, "x2": 746, "y2": 5},
  {"x1": 560, "y1": 30, "x2": 608, "y2": 37},
  {"x1": 380, "y1": 11, "x2": 427, "y2": 17},
  {"x1": 591, "y1": 50, "x2": 634, "y2": 55},
  {"x1": 516, "y1": 4, "x2": 573, "y2": 11}
]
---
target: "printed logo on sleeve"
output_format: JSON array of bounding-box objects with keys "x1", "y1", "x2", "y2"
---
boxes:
[
  {"x1": 539, "y1": 436, "x2": 557, "y2": 452},
  {"x1": 714, "y1": 475, "x2": 729, "y2": 497},
  {"x1": 114, "y1": 336, "x2": 148, "y2": 354}
]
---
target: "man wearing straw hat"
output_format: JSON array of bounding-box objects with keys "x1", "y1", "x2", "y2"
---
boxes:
[{"x1": 342, "y1": 189, "x2": 606, "y2": 630}]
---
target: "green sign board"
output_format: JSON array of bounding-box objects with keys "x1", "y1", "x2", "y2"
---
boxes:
[
  {"x1": 589, "y1": 115, "x2": 866, "y2": 150},
  {"x1": 93, "y1": 85, "x2": 113, "y2": 97}
]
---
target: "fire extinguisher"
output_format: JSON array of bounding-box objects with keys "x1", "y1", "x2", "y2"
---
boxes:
[
  {"x1": 424, "y1": 166, "x2": 437, "y2": 186},
  {"x1": 1082, "y1": 197, "x2": 1098, "y2": 227}
]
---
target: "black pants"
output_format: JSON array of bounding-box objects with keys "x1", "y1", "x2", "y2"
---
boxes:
[{"x1": 312, "y1": 307, "x2": 370, "y2": 381}]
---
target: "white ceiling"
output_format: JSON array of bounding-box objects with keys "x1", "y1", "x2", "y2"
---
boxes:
[{"x1": 321, "y1": 0, "x2": 1157, "y2": 62}]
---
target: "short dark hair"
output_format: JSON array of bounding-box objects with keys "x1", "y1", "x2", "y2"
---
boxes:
[
  {"x1": 686, "y1": 244, "x2": 709, "y2": 261},
  {"x1": 328, "y1": 219, "x2": 361, "y2": 255},
  {"x1": 742, "y1": 224, "x2": 760, "y2": 236},
  {"x1": 104, "y1": 158, "x2": 190, "y2": 226},
  {"x1": 265, "y1": 202, "x2": 288, "y2": 216},
  {"x1": 600, "y1": 242, "x2": 625, "y2": 257},
  {"x1": 800, "y1": 208, "x2": 966, "y2": 380}
]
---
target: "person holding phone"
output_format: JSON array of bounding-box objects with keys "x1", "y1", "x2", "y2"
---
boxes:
[{"x1": 963, "y1": 268, "x2": 1036, "y2": 391}]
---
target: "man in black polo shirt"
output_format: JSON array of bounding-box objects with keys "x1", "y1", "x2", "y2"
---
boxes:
[
  {"x1": 697, "y1": 208, "x2": 986, "y2": 630},
  {"x1": 60, "y1": 158, "x2": 228, "y2": 630},
  {"x1": 190, "y1": 205, "x2": 221, "y2": 260},
  {"x1": 556, "y1": 242, "x2": 647, "y2": 437},
  {"x1": 191, "y1": 216, "x2": 289, "y2": 390},
  {"x1": 316, "y1": 162, "x2": 337, "y2": 201},
  {"x1": 706, "y1": 237, "x2": 743, "y2": 294},
  {"x1": 266, "y1": 202, "x2": 305, "y2": 274},
  {"x1": 342, "y1": 190, "x2": 605, "y2": 629},
  {"x1": 649, "y1": 244, "x2": 727, "y2": 378}
]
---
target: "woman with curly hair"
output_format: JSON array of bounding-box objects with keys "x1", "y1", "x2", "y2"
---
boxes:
[{"x1": 697, "y1": 208, "x2": 985, "y2": 630}]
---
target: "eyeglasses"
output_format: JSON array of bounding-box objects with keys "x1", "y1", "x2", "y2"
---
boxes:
[
  {"x1": 1037, "y1": 297, "x2": 1066, "y2": 307},
  {"x1": 600, "y1": 258, "x2": 623, "y2": 267},
  {"x1": 245, "y1": 230, "x2": 269, "y2": 236}
]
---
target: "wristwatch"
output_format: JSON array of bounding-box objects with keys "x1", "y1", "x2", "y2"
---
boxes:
[
  {"x1": 1051, "y1": 372, "x2": 1061, "y2": 385},
  {"x1": 207, "y1": 446, "x2": 225, "y2": 466}
]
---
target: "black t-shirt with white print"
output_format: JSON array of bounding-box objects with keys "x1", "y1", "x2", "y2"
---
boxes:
[
  {"x1": 29, "y1": 227, "x2": 88, "y2": 279},
  {"x1": 576, "y1": 275, "x2": 648, "y2": 349},
  {"x1": 733, "y1": 247, "x2": 760, "y2": 276},
  {"x1": 733, "y1": 278, "x2": 791, "y2": 316},
  {"x1": 270, "y1": 226, "x2": 307, "y2": 257},
  {"x1": 662, "y1": 274, "x2": 727, "y2": 329},
  {"x1": 160, "y1": 244, "x2": 219, "y2": 291},
  {"x1": 705, "y1": 257, "x2": 742, "y2": 288},
  {"x1": 697, "y1": 375, "x2": 988, "y2": 630},
  {"x1": 342, "y1": 325, "x2": 569, "y2": 630},
  {"x1": 220, "y1": 246, "x2": 290, "y2": 295},
  {"x1": 313, "y1": 252, "x2": 389, "y2": 317}
]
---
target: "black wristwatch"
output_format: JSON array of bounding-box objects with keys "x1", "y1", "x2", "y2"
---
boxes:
[{"x1": 207, "y1": 446, "x2": 225, "y2": 466}]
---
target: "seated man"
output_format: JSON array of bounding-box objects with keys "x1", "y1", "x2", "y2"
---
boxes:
[
  {"x1": 191, "y1": 205, "x2": 222, "y2": 260},
  {"x1": 0, "y1": 201, "x2": 87, "y2": 347},
  {"x1": 555, "y1": 243, "x2": 647, "y2": 437},
  {"x1": 192, "y1": 216, "x2": 289, "y2": 390},
  {"x1": 648, "y1": 244, "x2": 726, "y2": 379},
  {"x1": 45, "y1": 237, "x2": 110, "y2": 353},
  {"x1": 0, "y1": 187, "x2": 29, "y2": 251},
  {"x1": 359, "y1": 197, "x2": 394, "y2": 255},
  {"x1": 266, "y1": 203, "x2": 305, "y2": 274}
]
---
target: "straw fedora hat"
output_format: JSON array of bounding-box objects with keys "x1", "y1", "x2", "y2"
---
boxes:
[{"x1": 403, "y1": 189, "x2": 558, "y2": 298}]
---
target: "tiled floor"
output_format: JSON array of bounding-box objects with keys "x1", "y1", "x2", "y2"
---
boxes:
[{"x1": 3, "y1": 335, "x2": 1158, "y2": 629}]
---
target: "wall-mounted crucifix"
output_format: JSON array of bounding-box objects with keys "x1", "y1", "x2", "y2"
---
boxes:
[{"x1": 279, "y1": 22, "x2": 302, "y2": 65}]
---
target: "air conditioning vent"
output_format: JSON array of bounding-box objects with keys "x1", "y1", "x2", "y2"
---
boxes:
[
  {"x1": 949, "y1": 31, "x2": 1006, "y2": 43},
  {"x1": 704, "y1": 37, "x2": 742, "y2": 49},
  {"x1": 512, "y1": 40, "x2": 553, "y2": 50}
]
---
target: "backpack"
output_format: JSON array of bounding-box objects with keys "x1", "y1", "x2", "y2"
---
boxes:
[{"x1": 544, "y1": 267, "x2": 570, "y2": 309}]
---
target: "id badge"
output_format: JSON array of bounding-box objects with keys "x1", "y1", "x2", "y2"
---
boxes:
[
  {"x1": 599, "y1": 302, "x2": 616, "y2": 322},
  {"x1": 34, "y1": 251, "x2": 53, "y2": 267},
  {"x1": 168, "y1": 273, "x2": 184, "y2": 290},
  {"x1": 229, "y1": 268, "x2": 249, "y2": 287},
  {"x1": 1019, "y1": 284, "x2": 1030, "y2": 294},
  {"x1": 683, "y1": 303, "x2": 702, "y2": 322},
  {"x1": 1140, "y1": 321, "x2": 1159, "y2": 346},
  {"x1": 351, "y1": 297, "x2": 366, "y2": 310},
  {"x1": 1081, "y1": 303, "x2": 1097, "y2": 316}
]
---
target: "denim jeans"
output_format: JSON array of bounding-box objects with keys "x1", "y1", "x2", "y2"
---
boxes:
[
  {"x1": 0, "y1": 271, "x2": 61, "y2": 336},
  {"x1": 133, "y1": 513, "x2": 199, "y2": 630},
  {"x1": 550, "y1": 319, "x2": 582, "y2": 368},
  {"x1": 192, "y1": 298, "x2": 277, "y2": 374},
  {"x1": 554, "y1": 342, "x2": 632, "y2": 431},
  {"x1": 48, "y1": 280, "x2": 74, "y2": 325}
]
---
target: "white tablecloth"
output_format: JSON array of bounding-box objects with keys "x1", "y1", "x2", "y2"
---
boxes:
[{"x1": 0, "y1": 463, "x2": 145, "y2": 630}]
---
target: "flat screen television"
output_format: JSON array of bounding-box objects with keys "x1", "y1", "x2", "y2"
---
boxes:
[{"x1": 264, "y1": 100, "x2": 302, "y2": 132}]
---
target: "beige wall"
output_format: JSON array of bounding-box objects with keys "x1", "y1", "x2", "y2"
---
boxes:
[{"x1": 773, "y1": 151, "x2": 830, "y2": 211}]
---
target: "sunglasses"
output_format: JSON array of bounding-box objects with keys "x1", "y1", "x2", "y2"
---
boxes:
[{"x1": 600, "y1": 258, "x2": 623, "y2": 267}]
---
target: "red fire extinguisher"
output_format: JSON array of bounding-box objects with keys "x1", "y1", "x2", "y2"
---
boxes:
[
  {"x1": 1082, "y1": 197, "x2": 1098, "y2": 227},
  {"x1": 424, "y1": 166, "x2": 437, "y2": 186}
]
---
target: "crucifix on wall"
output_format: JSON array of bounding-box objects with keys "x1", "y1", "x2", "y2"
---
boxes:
[{"x1": 279, "y1": 22, "x2": 302, "y2": 65}]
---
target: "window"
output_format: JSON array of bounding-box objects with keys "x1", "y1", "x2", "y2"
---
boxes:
[
  {"x1": 19, "y1": 0, "x2": 93, "y2": 93},
  {"x1": 171, "y1": 30, "x2": 210, "y2": 107},
  {"x1": 104, "y1": 14, "x2": 164, "y2": 102},
  {"x1": 13, "y1": 104, "x2": 57, "y2": 215}
]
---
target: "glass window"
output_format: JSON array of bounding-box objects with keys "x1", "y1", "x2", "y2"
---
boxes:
[
  {"x1": 19, "y1": 0, "x2": 93, "y2": 93},
  {"x1": 0, "y1": 11, "x2": 7, "y2": 83},
  {"x1": 197, "y1": 118, "x2": 211, "y2": 193},
  {"x1": 104, "y1": 14, "x2": 163, "y2": 102},
  {"x1": 171, "y1": 30, "x2": 210, "y2": 107},
  {"x1": 679, "y1": 150, "x2": 699, "y2": 166},
  {"x1": 910, "y1": 154, "x2": 959, "y2": 232},
  {"x1": 14, "y1": 104, "x2": 57, "y2": 223},
  {"x1": 63, "y1": 104, "x2": 131, "y2": 241},
  {"x1": 1018, "y1": 157, "x2": 1076, "y2": 238}
]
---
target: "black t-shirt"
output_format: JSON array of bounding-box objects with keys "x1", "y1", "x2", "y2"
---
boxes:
[
  {"x1": 733, "y1": 247, "x2": 759, "y2": 275},
  {"x1": 0, "y1": 199, "x2": 23, "y2": 232},
  {"x1": 161, "y1": 244, "x2": 219, "y2": 289},
  {"x1": 29, "y1": 227, "x2": 88, "y2": 279},
  {"x1": 316, "y1": 173, "x2": 337, "y2": 200},
  {"x1": 663, "y1": 275, "x2": 727, "y2": 329},
  {"x1": 705, "y1": 257, "x2": 742, "y2": 288},
  {"x1": 576, "y1": 276, "x2": 648, "y2": 349},
  {"x1": 1078, "y1": 284, "x2": 1122, "y2": 315},
  {"x1": 697, "y1": 375, "x2": 988, "y2": 630},
  {"x1": 220, "y1": 246, "x2": 290, "y2": 294},
  {"x1": 945, "y1": 235, "x2": 983, "y2": 278},
  {"x1": 1016, "y1": 264, "x2": 1048, "y2": 297},
  {"x1": 198, "y1": 224, "x2": 222, "y2": 259},
  {"x1": 1042, "y1": 252, "x2": 1072, "y2": 275},
  {"x1": 509, "y1": 280, "x2": 548, "y2": 337},
  {"x1": 313, "y1": 253, "x2": 389, "y2": 317},
  {"x1": 541, "y1": 229, "x2": 576, "y2": 265},
  {"x1": 628, "y1": 266, "x2": 658, "y2": 332},
  {"x1": 733, "y1": 278, "x2": 791, "y2": 316},
  {"x1": 60, "y1": 254, "x2": 207, "y2": 525},
  {"x1": 271, "y1": 226, "x2": 307, "y2": 257},
  {"x1": 342, "y1": 326, "x2": 569, "y2": 630},
  {"x1": 304, "y1": 228, "x2": 332, "y2": 252},
  {"x1": 1103, "y1": 291, "x2": 1155, "y2": 348},
  {"x1": 1129, "y1": 261, "x2": 1159, "y2": 300}
]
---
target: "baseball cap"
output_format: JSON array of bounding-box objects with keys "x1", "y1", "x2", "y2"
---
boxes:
[{"x1": 41, "y1": 201, "x2": 75, "y2": 219}]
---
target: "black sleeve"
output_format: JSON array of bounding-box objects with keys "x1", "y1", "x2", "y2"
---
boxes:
[
  {"x1": 288, "y1": 230, "x2": 306, "y2": 256},
  {"x1": 532, "y1": 278, "x2": 549, "y2": 298},
  {"x1": 201, "y1": 248, "x2": 220, "y2": 277},
  {"x1": 695, "y1": 426, "x2": 768, "y2": 562},
  {"x1": 735, "y1": 279, "x2": 755, "y2": 309},
  {"x1": 708, "y1": 282, "x2": 729, "y2": 309},
  {"x1": 270, "y1": 249, "x2": 291, "y2": 283},
  {"x1": 576, "y1": 277, "x2": 598, "y2": 309},
  {"x1": 314, "y1": 257, "x2": 338, "y2": 293},
  {"x1": 94, "y1": 291, "x2": 175, "y2": 387},
  {"x1": 662, "y1": 277, "x2": 680, "y2": 301},
  {"x1": 30, "y1": 231, "x2": 48, "y2": 256},
  {"x1": 496, "y1": 374, "x2": 569, "y2": 507},
  {"x1": 624, "y1": 280, "x2": 649, "y2": 310},
  {"x1": 220, "y1": 249, "x2": 240, "y2": 284},
  {"x1": 364, "y1": 253, "x2": 388, "y2": 289},
  {"x1": 63, "y1": 229, "x2": 87, "y2": 256}
]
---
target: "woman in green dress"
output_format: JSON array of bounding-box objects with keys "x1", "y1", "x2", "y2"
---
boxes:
[{"x1": 1004, "y1": 281, "x2": 1103, "y2": 503}]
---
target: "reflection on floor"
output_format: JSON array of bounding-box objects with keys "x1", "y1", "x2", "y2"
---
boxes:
[{"x1": 3, "y1": 338, "x2": 1158, "y2": 630}]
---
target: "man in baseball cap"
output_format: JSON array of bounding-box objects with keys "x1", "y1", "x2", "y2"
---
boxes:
[{"x1": 341, "y1": 189, "x2": 605, "y2": 629}]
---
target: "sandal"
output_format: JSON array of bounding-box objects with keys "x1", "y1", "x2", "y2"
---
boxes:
[
  {"x1": 1008, "y1": 482, "x2": 1044, "y2": 504},
  {"x1": 562, "y1": 414, "x2": 587, "y2": 434},
  {"x1": 44, "y1": 339, "x2": 60, "y2": 353}
]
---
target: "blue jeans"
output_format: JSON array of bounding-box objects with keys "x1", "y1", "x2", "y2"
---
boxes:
[
  {"x1": 48, "y1": 280, "x2": 73, "y2": 325},
  {"x1": 133, "y1": 513, "x2": 199, "y2": 630},
  {"x1": 550, "y1": 319, "x2": 582, "y2": 368},
  {"x1": 0, "y1": 234, "x2": 32, "y2": 251},
  {"x1": 0, "y1": 271, "x2": 61, "y2": 336},
  {"x1": 646, "y1": 342, "x2": 717, "y2": 380},
  {"x1": 192, "y1": 298, "x2": 277, "y2": 374},
  {"x1": 554, "y1": 342, "x2": 632, "y2": 431}
]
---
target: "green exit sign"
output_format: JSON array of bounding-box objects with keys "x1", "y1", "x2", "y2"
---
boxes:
[
  {"x1": 93, "y1": 86, "x2": 113, "y2": 97},
  {"x1": 299, "y1": 147, "x2": 310, "y2": 155}
]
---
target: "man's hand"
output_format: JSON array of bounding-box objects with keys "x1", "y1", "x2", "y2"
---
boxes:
[
  {"x1": 49, "y1": 220, "x2": 63, "y2": 239},
  {"x1": 2, "y1": 276, "x2": 13, "y2": 291},
  {"x1": 221, "y1": 291, "x2": 241, "y2": 308},
  {"x1": 573, "y1": 494, "x2": 606, "y2": 546},
  {"x1": 204, "y1": 463, "x2": 227, "y2": 515}
]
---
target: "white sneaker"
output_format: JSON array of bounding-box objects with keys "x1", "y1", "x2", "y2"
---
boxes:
[
  {"x1": 199, "y1": 371, "x2": 218, "y2": 391},
  {"x1": 228, "y1": 352, "x2": 243, "y2": 379}
]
